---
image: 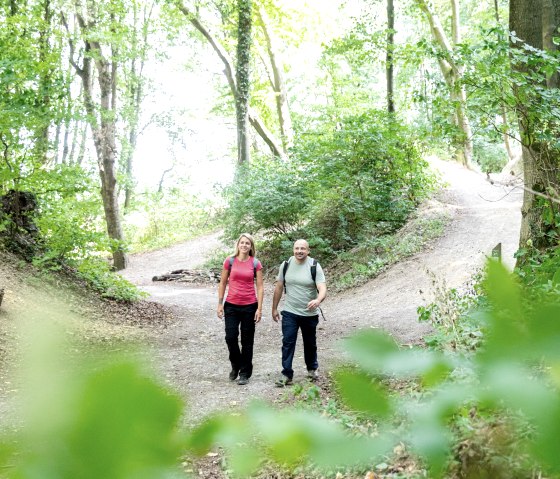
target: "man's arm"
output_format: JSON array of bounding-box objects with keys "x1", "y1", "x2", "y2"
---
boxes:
[
  {"x1": 271, "y1": 280, "x2": 284, "y2": 322},
  {"x1": 306, "y1": 282, "x2": 326, "y2": 311}
]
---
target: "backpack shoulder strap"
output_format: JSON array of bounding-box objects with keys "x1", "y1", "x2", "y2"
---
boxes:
[
  {"x1": 228, "y1": 256, "x2": 234, "y2": 270},
  {"x1": 310, "y1": 258, "x2": 317, "y2": 283},
  {"x1": 253, "y1": 257, "x2": 259, "y2": 278},
  {"x1": 282, "y1": 258, "x2": 291, "y2": 293}
]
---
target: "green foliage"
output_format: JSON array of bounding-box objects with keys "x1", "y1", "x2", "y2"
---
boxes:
[
  {"x1": 0, "y1": 1, "x2": 66, "y2": 178},
  {"x1": 75, "y1": 257, "x2": 145, "y2": 302},
  {"x1": 221, "y1": 155, "x2": 309, "y2": 240},
  {"x1": 294, "y1": 110, "x2": 436, "y2": 254},
  {"x1": 472, "y1": 138, "x2": 508, "y2": 173},
  {"x1": 0, "y1": 319, "x2": 184, "y2": 479},
  {"x1": 332, "y1": 213, "x2": 448, "y2": 291},
  {"x1": 184, "y1": 261, "x2": 560, "y2": 477},
  {"x1": 418, "y1": 273, "x2": 485, "y2": 352},
  {"x1": 125, "y1": 185, "x2": 219, "y2": 253},
  {"x1": 515, "y1": 245, "x2": 560, "y2": 297},
  {"x1": 222, "y1": 110, "x2": 435, "y2": 270},
  {"x1": 32, "y1": 166, "x2": 107, "y2": 263}
]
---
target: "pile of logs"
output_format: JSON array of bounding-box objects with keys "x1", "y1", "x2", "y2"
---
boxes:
[{"x1": 152, "y1": 269, "x2": 222, "y2": 284}]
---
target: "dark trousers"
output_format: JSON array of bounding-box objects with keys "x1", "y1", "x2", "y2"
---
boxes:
[
  {"x1": 224, "y1": 301, "x2": 257, "y2": 378},
  {"x1": 281, "y1": 310, "x2": 319, "y2": 379}
]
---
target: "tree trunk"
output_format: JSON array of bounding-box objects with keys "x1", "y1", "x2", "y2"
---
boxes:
[
  {"x1": 176, "y1": 1, "x2": 284, "y2": 159},
  {"x1": 122, "y1": 1, "x2": 152, "y2": 211},
  {"x1": 257, "y1": 5, "x2": 294, "y2": 151},
  {"x1": 235, "y1": 0, "x2": 252, "y2": 164},
  {"x1": 492, "y1": 0, "x2": 516, "y2": 162},
  {"x1": 66, "y1": 12, "x2": 128, "y2": 270},
  {"x1": 415, "y1": 0, "x2": 473, "y2": 166},
  {"x1": 542, "y1": 0, "x2": 560, "y2": 88},
  {"x1": 386, "y1": 0, "x2": 395, "y2": 113},
  {"x1": 35, "y1": 0, "x2": 53, "y2": 164},
  {"x1": 75, "y1": 121, "x2": 87, "y2": 166},
  {"x1": 510, "y1": 0, "x2": 560, "y2": 254}
]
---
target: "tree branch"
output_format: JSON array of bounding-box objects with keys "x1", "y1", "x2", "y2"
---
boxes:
[
  {"x1": 61, "y1": 13, "x2": 84, "y2": 77},
  {"x1": 175, "y1": 1, "x2": 237, "y2": 97}
]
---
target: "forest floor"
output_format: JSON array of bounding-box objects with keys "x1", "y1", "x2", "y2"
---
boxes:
[{"x1": 0, "y1": 157, "x2": 522, "y2": 477}]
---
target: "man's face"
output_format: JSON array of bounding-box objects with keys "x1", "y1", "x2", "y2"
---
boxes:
[{"x1": 293, "y1": 240, "x2": 309, "y2": 261}]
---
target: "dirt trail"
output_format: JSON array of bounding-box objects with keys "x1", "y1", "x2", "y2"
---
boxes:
[{"x1": 120, "y1": 158, "x2": 522, "y2": 424}]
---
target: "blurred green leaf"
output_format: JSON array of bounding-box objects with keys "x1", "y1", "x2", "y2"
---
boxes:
[
  {"x1": 343, "y1": 330, "x2": 453, "y2": 379},
  {"x1": 247, "y1": 404, "x2": 390, "y2": 470},
  {"x1": 227, "y1": 444, "x2": 262, "y2": 478},
  {"x1": 334, "y1": 370, "x2": 391, "y2": 418},
  {"x1": 13, "y1": 359, "x2": 184, "y2": 479}
]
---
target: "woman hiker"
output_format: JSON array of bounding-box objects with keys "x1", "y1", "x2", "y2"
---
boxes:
[{"x1": 217, "y1": 233, "x2": 264, "y2": 385}]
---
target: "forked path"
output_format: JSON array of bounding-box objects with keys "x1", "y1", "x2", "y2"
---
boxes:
[{"x1": 120, "y1": 159, "x2": 522, "y2": 424}]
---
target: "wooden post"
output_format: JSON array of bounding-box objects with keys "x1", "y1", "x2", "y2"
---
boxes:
[
  {"x1": 0, "y1": 288, "x2": 4, "y2": 307},
  {"x1": 491, "y1": 242, "x2": 502, "y2": 262}
]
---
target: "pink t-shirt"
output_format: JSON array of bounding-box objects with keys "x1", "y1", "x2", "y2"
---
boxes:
[{"x1": 223, "y1": 256, "x2": 262, "y2": 305}]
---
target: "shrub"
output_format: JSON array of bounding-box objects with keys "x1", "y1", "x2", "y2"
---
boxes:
[
  {"x1": 295, "y1": 110, "x2": 436, "y2": 249},
  {"x1": 221, "y1": 156, "x2": 310, "y2": 241},
  {"x1": 220, "y1": 110, "x2": 435, "y2": 261},
  {"x1": 472, "y1": 138, "x2": 508, "y2": 173},
  {"x1": 76, "y1": 257, "x2": 145, "y2": 302}
]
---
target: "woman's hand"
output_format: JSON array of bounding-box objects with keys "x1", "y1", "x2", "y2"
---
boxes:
[
  {"x1": 217, "y1": 304, "x2": 224, "y2": 319},
  {"x1": 254, "y1": 309, "x2": 262, "y2": 323}
]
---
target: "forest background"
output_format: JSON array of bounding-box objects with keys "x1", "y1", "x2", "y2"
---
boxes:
[{"x1": 1, "y1": 0, "x2": 560, "y2": 477}]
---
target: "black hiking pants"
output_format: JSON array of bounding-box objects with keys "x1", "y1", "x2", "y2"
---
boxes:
[{"x1": 224, "y1": 301, "x2": 257, "y2": 378}]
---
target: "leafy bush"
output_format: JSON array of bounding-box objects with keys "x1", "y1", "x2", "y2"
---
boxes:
[
  {"x1": 294, "y1": 110, "x2": 435, "y2": 250},
  {"x1": 0, "y1": 318, "x2": 184, "y2": 479},
  {"x1": 76, "y1": 258, "x2": 146, "y2": 302},
  {"x1": 34, "y1": 171, "x2": 108, "y2": 265},
  {"x1": 472, "y1": 138, "x2": 508, "y2": 173},
  {"x1": 418, "y1": 272, "x2": 485, "y2": 352},
  {"x1": 515, "y1": 245, "x2": 560, "y2": 298},
  {"x1": 221, "y1": 155, "x2": 310, "y2": 241},
  {"x1": 221, "y1": 110, "x2": 435, "y2": 265}
]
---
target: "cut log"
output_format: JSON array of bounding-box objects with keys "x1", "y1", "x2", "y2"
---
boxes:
[{"x1": 152, "y1": 269, "x2": 221, "y2": 284}]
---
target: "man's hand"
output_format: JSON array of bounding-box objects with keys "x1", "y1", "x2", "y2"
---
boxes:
[
  {"x1": 306, "y1": 299, "x2": 321, "y2": 311},
  {"x1": 272, "y1": 308, "x2": 281, "y2": 323}
]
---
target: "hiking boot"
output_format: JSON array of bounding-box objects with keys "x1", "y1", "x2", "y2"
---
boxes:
[
  {"x1": 307, "y1": 369, "x2": 319, "y2": 381},
  {"x1": 229, "y1": 369, "x2": 239, "y2": 381},
  {"x1": 275, "y1": 375, "x2": 293, "y2": 387},
  {"x1": 237, "y1": 376, "x2": 249, "y2": 385}
]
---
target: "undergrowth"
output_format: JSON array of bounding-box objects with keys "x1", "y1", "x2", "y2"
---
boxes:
[{"x1": 330, "y1": 212, "x2": 450, "y2": 292}]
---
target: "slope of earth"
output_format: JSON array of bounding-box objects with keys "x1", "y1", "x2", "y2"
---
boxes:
[{"x1": 119, "y1": 158, "x2": 523, "y2": 425}]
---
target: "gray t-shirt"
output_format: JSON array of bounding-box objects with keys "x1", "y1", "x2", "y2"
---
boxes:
[{"x1": 277, "y1": 257, "x2": 326, "y2": 317}]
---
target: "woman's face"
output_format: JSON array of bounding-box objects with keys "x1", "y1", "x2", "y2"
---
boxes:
[{"x1": 238, "y1": 236, "x2": 252, "y2": 254}]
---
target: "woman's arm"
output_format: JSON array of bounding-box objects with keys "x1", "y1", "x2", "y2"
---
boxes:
[
  {"x1": 254, "y1": 269, "x2": 264, "y2": 323},
  {"x1": 216, "y1": 268, "x2": 229, "y2": 318}
]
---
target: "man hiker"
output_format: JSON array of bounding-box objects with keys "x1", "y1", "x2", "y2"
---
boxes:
[{"x1": 272, "y1": 239, "x2": 327, "y2": 386}]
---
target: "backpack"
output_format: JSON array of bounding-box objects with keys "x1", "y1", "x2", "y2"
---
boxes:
[
  {"x1": 282, "y1": 257, "x2": 317, "y2": 294},
  {"x1": 228, "y1": 256, "x2": 259, "y2": 279}
]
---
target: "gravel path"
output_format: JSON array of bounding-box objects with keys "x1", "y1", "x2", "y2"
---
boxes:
[{"x1": 119, "y1": 158, "x2": 522, "y2": 424}]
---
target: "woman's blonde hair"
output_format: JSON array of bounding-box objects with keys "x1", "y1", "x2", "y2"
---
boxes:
[{"x1": 234, "y1": 233, "x2": 256, "y2": 257}]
